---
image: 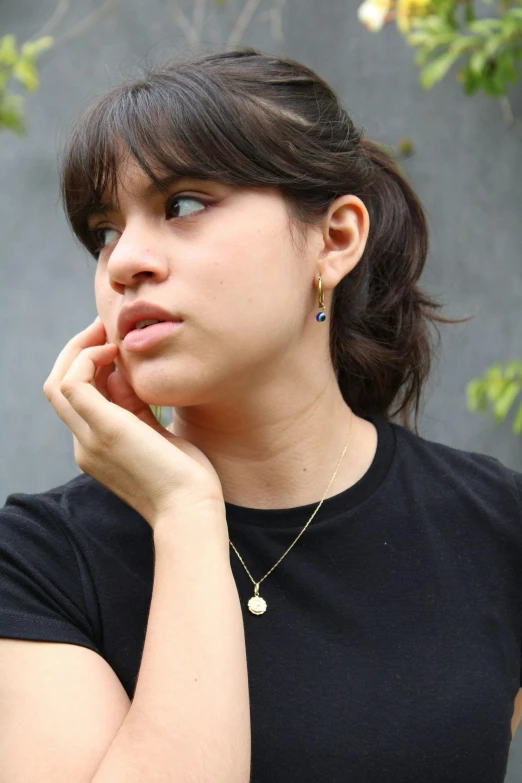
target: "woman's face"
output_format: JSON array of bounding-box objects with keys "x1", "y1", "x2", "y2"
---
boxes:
[{"x1": 90, "y1": 156, "x2": 324, "y2": 409}]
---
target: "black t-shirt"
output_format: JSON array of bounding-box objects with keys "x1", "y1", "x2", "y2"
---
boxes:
[{"x1": 1, "y1": 413, "x2": 522, "y2": 782}]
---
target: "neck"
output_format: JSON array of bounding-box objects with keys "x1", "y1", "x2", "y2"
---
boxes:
[{"x1": 171, "y1": 376, "x2": 378, "y2": 510}]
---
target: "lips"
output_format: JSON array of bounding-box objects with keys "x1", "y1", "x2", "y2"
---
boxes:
[{"x1": 117, "y1": 301, "x2": 183, "y2": 340}]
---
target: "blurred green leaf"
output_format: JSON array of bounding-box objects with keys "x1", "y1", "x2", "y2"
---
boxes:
[
  {"x1": 0, "y1": 35, "x2": 18, "y2": 67},
  {"x1": 467, "y1": 362, "x2": 522, "y2": 435},
  {"x1": 420, "y1": 49, "x2": 461, "y2": 88},
  {"x1": 467, "y1": 378, "x2": 489, "y2": 413},
  {"x1": 504, "y1": 361, "x2": 522, "y2": 381},
  {"x1": 413, "y1": 15, "x2": 455, "y2": 35},
  {"x1": 20, "y1": 36, "x2": 54, "y2": 60},
  {"x1": 484, "y1": 365, "x2": 505, "y2": 403},
  {"x1": 493, "y1": 380, "x2": 521, "y2": 422},
  {"x1": 464, "y1": 0, "x2": 475, "y2": 24},
  {"x1": 150, "y1": 405, "x2": 170, "y2": 428},
  {"x1": 0, "y1": 93, "x2": 26, "y2": 134},
  {"x1": 514, "y1": 403, "x2": 522, "y2": 435},
  {"x1": 367, "y1": 1, "x2": 522, "y2": 102},
  {"x1": 0, "y1": 69, "x2": 10, "y2": 91},
  {"x1": 0, "y1": 34, "x2": 53, "y2": 134},
  {"x1": 459, "y1": 66, "x2": 482, "y2": 93},
  {"x1": 449, "y1": 35, "x2": 482, "y2": 57},
  {"x1": 468, "y1": 18, "x2": 503, "y2": 35},
  {"x1": 12, "y1": 59, "x2": 39, "y2": 92}
]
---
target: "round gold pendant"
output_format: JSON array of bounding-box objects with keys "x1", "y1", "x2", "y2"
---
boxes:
[{"x1": 248, "y1": 595, "x2": 267, "y2": 615}]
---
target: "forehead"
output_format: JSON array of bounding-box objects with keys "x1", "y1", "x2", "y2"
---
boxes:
[
  {"x1": 89, "y1": 157, "x2": 196, "y2": 223},
  {"x1": 100, "y1": 154, "x2": 168, "y2": 203}
]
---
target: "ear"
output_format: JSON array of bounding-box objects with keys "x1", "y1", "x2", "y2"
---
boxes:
[{"x1": 316, "y1": 195, "x2": 369, "y2": 291}]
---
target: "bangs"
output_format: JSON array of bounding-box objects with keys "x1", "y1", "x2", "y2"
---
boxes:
[
  {"x1": 60, "y1": 50, "x2": 348, "y2": 259},
  {"x1": 60, "y1": 66, "x2": 293, "y2": 259}
]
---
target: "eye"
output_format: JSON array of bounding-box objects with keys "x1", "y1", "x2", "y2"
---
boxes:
[
  {"x1": 92, "y1": 227, "x2": 119, "y2": 251},
  {"x1": 166, "y1": 194, "x2": 207, "y2": 220},
  {"x1": 89, "y1": 195, "x2": 208, "y2": 257}
]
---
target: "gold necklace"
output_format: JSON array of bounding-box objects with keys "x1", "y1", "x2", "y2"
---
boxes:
[{"x1": 229, "y1": 408, "x2": 353, "y2": 615}]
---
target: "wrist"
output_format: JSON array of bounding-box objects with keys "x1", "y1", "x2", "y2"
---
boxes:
[{"x1": 152, "y1": 499, "x2": 230, "y2": 558}]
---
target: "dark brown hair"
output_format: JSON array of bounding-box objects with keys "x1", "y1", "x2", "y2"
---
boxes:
[{"x1": 60, "y1": 46, "x2": 459, "y2": 432}]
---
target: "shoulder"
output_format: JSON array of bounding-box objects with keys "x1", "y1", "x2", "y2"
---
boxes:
[
  {"x1": 388, "y1": 419, "x2": 522, "y2": 518},
  {"x1": 0, "y1": 473, "x2": 150, "y2": 546},
  {"x1": 0, "y1": 475, "x2": 120, "y2": 654},
  {"x1": 2, "y1": 473, "x2": 115, "y2": 525},
  {"x1": 0, "y1": 475, "x2": 152, "y2": 637}
]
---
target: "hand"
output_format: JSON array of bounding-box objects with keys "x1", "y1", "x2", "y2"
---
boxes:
[{"x1": 43, "y1": 317, "x2": 226, "y2": 528}]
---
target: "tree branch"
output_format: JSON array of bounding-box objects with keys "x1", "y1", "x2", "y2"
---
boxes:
[
  {"x1": 28, "y1": 0, "x2": 70, "y2": 41},
  {"x1": 193, "y1": 0, "x2": 208, "y2": 44},
  {"x1": 499, "y1": 94, "x2": 522, "y2": 136},
  {"x1": 47, "y1": 0, "x2": 120, "y2": 53},
  {"x1": 257, "y1": 0, "x2": 287, "y2": 50},
  {"x1": 171, "y1": 2, "x2": 197, "y2": 43},
  {"x1": 227, "y1": 0, "x2": 263, "y2": 47}
]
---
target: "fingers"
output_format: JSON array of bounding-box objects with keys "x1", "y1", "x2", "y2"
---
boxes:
[
  {"x1": 43, "y1": 316, "x2": 163, "y2": 449},
  {"x1": 106, "y1": 368, "x2": 163, "y2": 427},
  {"x1": 94, "y1": 361, "x2": 117, "y2": 401},
  {"x1": 46, "y1": 344, "x2": 119, "y2": 442},
  {"x1": 43, "y1": 318, "x2": 117, "y2": 440},
  {"x1": 44, "y1": 318, "x2": 106, "y2": 394},
  {"x1": 59, "y1": 343, "x2": 119, "y2": 428},
  {"x1": 95, "y1": 363, "x2": 160, "y2": 430}
]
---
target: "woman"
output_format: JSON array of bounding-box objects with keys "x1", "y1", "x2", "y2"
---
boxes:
[{"x1": 0, "y1": 47, "x2": 521, "y2": 783}]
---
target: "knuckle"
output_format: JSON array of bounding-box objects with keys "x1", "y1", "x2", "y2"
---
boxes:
[
  {"x1": 59, "y1": 380, "x2": 74, "y2": 399},
  {"x1": 73, "y1": 442, "x2": 89, "y2": 472},
  {"x1": 71, "y1": 331, "x2": 88, "y2": 348},
  {"x1": 75, "y1": 452, "x2": 89, "y2": 472},
  {"x1": 96, "y1": 427, "x2": 121, "y2": 453},
  {"x1": 82, "y1": 423, "x2": 118, "y2": 457},
  {"x1": 43, "y1": 382, "x2": 58, "y2": 406}
]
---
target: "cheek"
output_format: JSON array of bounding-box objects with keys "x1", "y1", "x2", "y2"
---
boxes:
[
  {"x1": 94, "y1": 276, "x2": 117, "y2": 338},
  {"x1": 200, "y1": 256, "x2": 268, "y2": 330},
  {"x1": 93, "y1": 272, "x2": 105, "y2": 310},
  {"x1": 199, "y1": 250, "x2": 304, "y2": 351}
]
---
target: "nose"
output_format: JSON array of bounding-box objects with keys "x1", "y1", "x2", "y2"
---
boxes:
[{"x1": 106, "y1": 222, "x2": 170, "y2": 293}]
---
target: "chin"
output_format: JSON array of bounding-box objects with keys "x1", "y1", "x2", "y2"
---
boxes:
[
  {"x1": 127, "y1": 375, "x2": 209, "y2": 409},
  {"x1": 119, "y1": 354, "x2": 221, "y2": 409}
]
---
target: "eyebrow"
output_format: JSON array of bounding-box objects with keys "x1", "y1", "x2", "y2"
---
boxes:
[{"x1": 86, "y1": 174, "x2": 200, "y2": 224}]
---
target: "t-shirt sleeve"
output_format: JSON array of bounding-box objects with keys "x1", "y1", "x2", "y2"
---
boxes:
[{"x1": 0, "y1": 490, "x2": 100, "y2": 654}]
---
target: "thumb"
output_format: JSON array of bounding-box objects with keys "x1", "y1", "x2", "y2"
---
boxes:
[{"x1": 107, "y1": 368, "x2": 162, "y2": 429}]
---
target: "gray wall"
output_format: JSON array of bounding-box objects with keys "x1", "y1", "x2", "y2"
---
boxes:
[{"x1": 1, "y1": 0, "x2": 521, "y2": 777}]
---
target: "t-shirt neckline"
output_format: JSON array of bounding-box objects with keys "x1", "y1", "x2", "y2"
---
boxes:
[{"x1": 224, "y1": 413, "x2": 396, "y2": 528}]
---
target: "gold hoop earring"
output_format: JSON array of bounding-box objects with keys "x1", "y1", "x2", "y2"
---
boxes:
[{"x1": 316, "y1": 275, "x2": 326, "y2": 322}]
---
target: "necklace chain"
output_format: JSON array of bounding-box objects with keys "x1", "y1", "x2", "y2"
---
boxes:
[{"x1": 229, "y1": 408, "x2": 353, "y2": 613}]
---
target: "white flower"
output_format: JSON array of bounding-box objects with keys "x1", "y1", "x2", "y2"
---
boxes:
[{"x1": 357, "y1": 0, "x2": 393, "y2": 32}]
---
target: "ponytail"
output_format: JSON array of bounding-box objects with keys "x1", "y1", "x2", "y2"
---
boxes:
[{"x1": 331, "y1": 138, "x2": 459, "y2": 431}]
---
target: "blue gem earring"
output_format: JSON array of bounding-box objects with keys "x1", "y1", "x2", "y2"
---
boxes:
[{"x1": 316, "y1": 274, "x2": 326, "y2": 322}]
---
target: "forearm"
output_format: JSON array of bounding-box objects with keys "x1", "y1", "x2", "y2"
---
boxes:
[{"x1": 92, "y1": 508, "x2": 251, "y2": 783}]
